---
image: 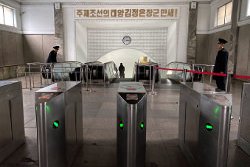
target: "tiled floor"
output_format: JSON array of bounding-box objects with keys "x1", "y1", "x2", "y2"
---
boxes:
[{"x1": 1, "y1": 79, "x2": 250, "y2": 167}]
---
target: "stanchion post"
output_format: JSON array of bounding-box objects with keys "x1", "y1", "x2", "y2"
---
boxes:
[
  {"x1": 80, "y1": 66, "x2": 83, "y2": 85},
  {"x1": 89, "y1": 65, "x2": 93, "y2": 91},
  {"x1": 28, "y1": 64, "x2": 32, "y2": 90},
  {"x1": 85, "y1": 65, "x2": 88, "y2": 90},
  {"x1": 210, "y1": 66, "x2": 214, "y2": 84},
  {"x1": 201, "y1": 67, "x2": 205, "y2": 83},
  {"x1": 50, "y1": 64, "x2": 53, "y2": 84},
  {"x1": 192, "y1": 64, "x2": 194, "y2": 82},
  {"x1": 32, "y1": 66, "x2": 35, "y2": 88},
  {"x1": 39, "y1": 64, "x2": 43, "y2": 86},
  {"x1": 225, "y1": 73, "x2": 231, "y2": 93},
  {"x1": 183, "y1": 69, "x2": 187, "y2": 82},
  {"x1": 149, "y1": 66, "x2": 157, "y2": 95},
  {"x1": 46, "y1": 67, "x2": 50, "y2": 85},
  {"x1": 75, "y1": 67, "x2": 78, "y2": 82},
  {"x1": 25, "y1": 71, "x2": 27, "y2": 89},
  {"x1": 103, "y1": 65, "x2": 106, "y2": 87},
  {"x1": 84, "y1": 65, "x2": 92, "y2": 92}
]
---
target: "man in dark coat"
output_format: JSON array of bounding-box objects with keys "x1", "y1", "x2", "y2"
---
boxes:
[
  {"x1": 213, "y1": 38, "x2": 228, "y2": 91},
  {"x1": 118, "y1": 63, "x2": 125, "y2": 78},
  {"x1": 46, "y1": 46, "x2": 59, "y2": 63}
]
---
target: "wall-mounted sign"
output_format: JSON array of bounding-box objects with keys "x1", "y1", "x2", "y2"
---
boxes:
[{"x1": 75, "y1": 8, "x2": 179, "y2": 19}]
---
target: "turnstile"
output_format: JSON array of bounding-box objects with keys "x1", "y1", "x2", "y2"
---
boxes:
[
  {"x1": 117, "y1": 82, "x2": 147, "y2": 167},
  {"x1": 0, "y1": 81, "x2": 25, "y2": 163},
  {"x1": 179, "y1": 82, "x2": 232, "y2": 167},
  {"x1": 238, "y1": 83, "x2": 250, "y2": 155},
  {"x1": 35, "y1": 81, "x2": 83, "y2": 167}
]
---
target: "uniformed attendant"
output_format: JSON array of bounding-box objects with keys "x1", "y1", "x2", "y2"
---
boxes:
[
  {"x1": 46, "y1": 46, "x2": 59, "y2": 63},
  {"x1": 213, "y1": 38, "x2": 228, "y2": 91}
]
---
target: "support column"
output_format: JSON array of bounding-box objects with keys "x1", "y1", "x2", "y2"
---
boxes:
[
  {"x1": 54, "y1": 3, "x2": 64, "y2": 61},
  {"x1": 187, "y1": 1, "x2": 198, "y2": 64},
  {"x1": 229, "y1": 0, "x2": 239, "y2": 74}
]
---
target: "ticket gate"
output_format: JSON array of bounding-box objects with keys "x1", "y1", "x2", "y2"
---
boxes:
[
  {"x1": 238, "y1": 83, "x2": 250, "y2": 155},
  {"x1": 179, "y1": 82, "x2": 232, "y2": 167},
  {"x1": 0, "y1": 81, "x2": 25, "y2": 163},
  {"x1": 117, "y1": 82, "x2": 147, "y2": 167},
  {"x1": 35, "y1": 81, "x2": 83, "y2": 167}
]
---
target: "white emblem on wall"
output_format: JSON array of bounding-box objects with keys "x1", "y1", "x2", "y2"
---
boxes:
[{"x1": 122, "y1": 36, "x2": 132, "y2": 45}]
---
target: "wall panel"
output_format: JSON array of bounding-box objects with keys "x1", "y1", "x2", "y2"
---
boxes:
[
  {"x1": 196, "y1": 34, "x2": 209, "y2": 64},
  {"x1": 0, "y1": 31, "x2": 3, "y2": 66},
  {"x1": 87, "y1": 28, "x2": 168, "y2": 65},
  {"x1": 237, "y1": 24, "x2": 250, "y2": 76},
  {"x1": 23, "y1": 34, "x2": 55, "y2": 63},
  {"x1": 0, "y1": 31, "x2": 24, "y2": 66},
  {"x1": 207, "y1": 29, "x2": 231, "y2": 65}
]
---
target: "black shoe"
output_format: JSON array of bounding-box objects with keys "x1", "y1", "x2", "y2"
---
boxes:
[
  {"x1": 215, "y1": 88, "x2": 225, "y2": 92},
  {"x1": 215, "y1": 88, "x2": 220, "y2": 92}
]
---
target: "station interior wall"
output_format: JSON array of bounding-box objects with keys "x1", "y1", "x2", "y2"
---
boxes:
[{"x1": 0, "y1": 30, "x2": 24, "y2": 66}]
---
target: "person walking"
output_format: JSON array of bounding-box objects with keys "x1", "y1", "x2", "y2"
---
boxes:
[
  {"x1": 46, "y1": 45, "x2": 59, "y2": 63},
  {"x1": 43, "y1": 46, "x2": 59, "y2": 80},
  {"x1": 213, "y1": 38, "x2": 228, "y2": 91},
  {"x1": 118, "y1": 63, "x2": 125, "y2": 78}
]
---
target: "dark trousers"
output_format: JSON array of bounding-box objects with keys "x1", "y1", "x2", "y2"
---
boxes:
[
  {"x1": 120, "y1": 72, "x2": 125, "y2": 78},
  {"x1": 216, "y1": 77, "x2": 226, "y2": 91}
]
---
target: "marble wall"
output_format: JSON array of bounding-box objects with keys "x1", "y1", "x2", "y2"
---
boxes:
[{"x1": 0, "y1": 30, "x2": 24, "y2": 66}]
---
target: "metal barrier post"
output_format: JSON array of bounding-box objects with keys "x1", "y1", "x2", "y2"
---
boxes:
[
  {"x1": 40, "y1": 65, "x2": 43, "y2": 86},
  {"x1": 89, "y1": 65, "x2": 93, "y2": 91},
  {"x1": 35, "y1": 82, "x2": 83, "y2": 167},
  {"x1": 46, "y1": 68, "x2": 50, "y2": 84},
  {"x1": 149, "y1": 65, "x2": 152, "y2": 87},
  {"x1": 103, "y1": 65, "x2": 106, "y2": 86},
  {"x1": 179, "y1": 82, "x2": 231, "y2": 167},
  {"x1": 25, "y1": 71, "x2": 27, "y2": 89},
  {"x1": 50, "y1": 64, "x2": 53, "y2": 84},
  {"x1": 75, "y1": 68, "x2": 78, "y2": 82},
  {"x1": 84, "y1": 65, "x2": 90, "y2": 91},
  {"x1": 117, "y1": 82, "x2": 147, "y2": 167},
  {"x1": 28, "y1": 64, "x2": 32, "y2": 90},
  {"x1": 225, "y1": 73, "x2": 231, "y2": 93},
  {"x1": 210, "y1": 66, "x2": 213, "y2": 84},
  {"x1": 192, "y1": 64, "x2": 194, "y2": 82},
  {"x1": 183, "y1": 69, "x2": 187, "y2": 82},
  {"x1": 201, "y1": 67, "x2": 204, "y2": 83},
  {"x1": 32, "y1": 67, "x2": 35, "y2": 88},
  {"x1": 80, "y1": 66, "x2": 83, "y2": 84},
  {"x1": 0, "y1": 81, "x2": 25, "y2": 163},
  {"x1": 149, "y1": 66, "x2": 157, "y2": 95}
]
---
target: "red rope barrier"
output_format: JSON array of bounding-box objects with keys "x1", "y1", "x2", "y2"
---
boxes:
[
  {"x1": 233, "y1": 74, "x2": 250, "y2": 80},
  {"x1": 156, "y1": 67, "x2": 184, "y2": 72},
  {"x1": 154, "y1": 66, "x2": 250, "y2": 79},
  {"x1": 187, "y1": 70, "x2": 227, "y2": 77},
  {"x1": 155, "y1": 66, "x2": 227, "y2": 77}
]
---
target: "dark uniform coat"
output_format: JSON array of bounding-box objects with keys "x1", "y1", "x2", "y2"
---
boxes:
[
  {"x1": 213, "y1": 48, "x2": 228, "y2": 78},
  {"x1": 213, "y1": 48, "x2": 228, "y2": 90},
  {"x1": 46, "y1": 50, "x2": 57, "y2": 63}
]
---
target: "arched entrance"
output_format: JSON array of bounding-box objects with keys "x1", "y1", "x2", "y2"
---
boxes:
[{"x1": 97, "y1": 48, "x2": 156, "y2": 78}]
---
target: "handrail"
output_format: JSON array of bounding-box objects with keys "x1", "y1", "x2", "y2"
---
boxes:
[
  {"x1": 192, "y1": 64, "x2": 214, "y2": 67},
  {"x1": 0, "y1": 64, "x2": 24, "y2": 68}
]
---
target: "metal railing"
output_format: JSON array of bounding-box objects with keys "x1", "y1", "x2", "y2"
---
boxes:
[
  {"x1": 16, "y1": 61, "x2": 118, "y2": 90},
  {"x1": 16, "y1": 62, "x2": 82, "y2": 90},
  {"x1": 192, "y1": 64, "x2": 214, "y2": 83},
  {"x1": 165, "y1": 62, "x2": 192, "y2": 81}
]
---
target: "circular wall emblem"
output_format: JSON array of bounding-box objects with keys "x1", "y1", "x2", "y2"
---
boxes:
[{"x1": 122, "y1": 36, "x2": 132, "y2": 45}]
